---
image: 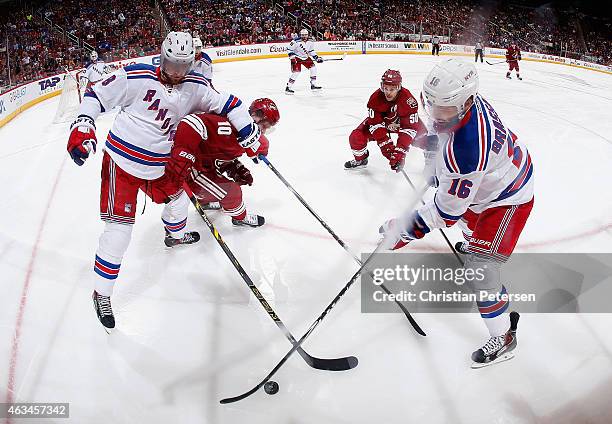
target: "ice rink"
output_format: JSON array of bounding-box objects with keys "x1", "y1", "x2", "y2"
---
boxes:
[{"x1": 1, "y1": 53, "x2": 612, "y2": 423}]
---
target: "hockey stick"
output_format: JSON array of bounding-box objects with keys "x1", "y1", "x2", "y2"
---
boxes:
[
  {"x1": 322, "y1": 52, "x2": 347, "y2": 61},
  {"x1": 258, "y1": 154, "x2": 426, "y2": 336},
  {"x1": 220, "y1": 181, "x2": 430, "y2": 404},
  {"x1": 485, "y1": 59, "x2": 507, "y2": 65},
  {"x1": 188, "y1": 192, "x2": 358, "y2": 372},
  {"x1": 399, "y1": 170, "x2": 464, "y2": 266}
]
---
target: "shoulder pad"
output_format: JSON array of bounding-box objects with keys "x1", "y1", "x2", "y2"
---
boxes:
[
  {"x1": 123, "y1": 63, "x2": 156, "y2": 72},
  {"x1": 444, "y1": 104, "x2": 489, "y2": 174},
  {"x1": 367, "y1": 90, "x2": 385, "y2": 110}
]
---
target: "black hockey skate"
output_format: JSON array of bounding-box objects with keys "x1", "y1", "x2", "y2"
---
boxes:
[
  {"x1": 93, "y1": 290, "x2": 115, "y2": 331},
  {"x1": 164, "y1": 229, "x2": 201, "y2": 247},
  {"x1": 517, "y1": 76, "x2": 523, "y2": 80},
  {"x1": 344, "y1": 157, "x2": 368, "y2": 170},
  {"x1": 506, "y1": 74, "x2": 512, "y2": 79},
  {"x1": 232, "y1": 212, "x2": 265, "y2": 228},
  {"x1": 455, "y1": 241, "x2": 471, "y2": 255},
  {"x1": 310, "y1": 83, "x2": 322, "y2": 90},
  {"x1": 285, "y1": 86, "x2": 295, "y2": 95},
  {"x1": 471, "y1": 311, "x2": 520, "y2": 368}
]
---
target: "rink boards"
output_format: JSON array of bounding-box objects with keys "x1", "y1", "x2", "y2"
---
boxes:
[{"x1": 1, "y1": 39, "x2": 610, "y2": 129}]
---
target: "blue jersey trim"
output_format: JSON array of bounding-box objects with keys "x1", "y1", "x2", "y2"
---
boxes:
[
  {"x1": 452, "y1": 104, "x2": 481, "y2": 174},
  {"x1": 124, "y1": 63, "x2": 157, "y2": 73}
]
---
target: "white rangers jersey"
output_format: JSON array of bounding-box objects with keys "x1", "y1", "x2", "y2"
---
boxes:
[
  {"x1": 287, "y1": 37, "x2": 319, "y2": 60},
  {"x1": 417, "y1": 94, "x2": 534, "y2": 232},
  {"x1": 83, "y1": 60, "x2": 110, "y2": 83},
  {"x1": 193, "y1": 52, "x2": 213, "y2": 82},
  {"x1": 80, "y1": 63, "x2": 254, "y2": 180}
]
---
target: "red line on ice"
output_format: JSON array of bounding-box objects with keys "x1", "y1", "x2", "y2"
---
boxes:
[{"x1": 4, "y1": 158, "x2": 66, "y2": 424}]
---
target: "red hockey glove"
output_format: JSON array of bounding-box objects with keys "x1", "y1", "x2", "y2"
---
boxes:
[
  {"x1": 377, "y1": 138, "x2": 394, "y2": 160},
  {"x1": 67, "y1": 115, "x2": 97, "y2": 166},
  {"x1": 389, "y1": 146, "x2": 408, "y2": 172},
  {"x1": 219, "y1": 160, "x2": 253, "y2": 186},
  {"x1": 246, "y1": 134, "x2": 269, "y2": 163},
  {"x1": 165, "y1": 147, "x2": 197, "y2": 183}
]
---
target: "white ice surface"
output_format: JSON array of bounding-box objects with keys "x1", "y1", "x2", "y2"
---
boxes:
[{"x1": 1, "y1": 54, "x2": 612, "y2": 424}]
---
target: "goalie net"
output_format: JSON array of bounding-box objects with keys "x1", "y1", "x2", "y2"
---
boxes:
[{"x1": 53, "y1": 69, "x2": 84, "y2": 124}]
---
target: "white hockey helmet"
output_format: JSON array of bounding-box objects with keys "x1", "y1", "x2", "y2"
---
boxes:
[
  {"x1": 160, "y1": 31, "x2": 195, "y2": 82},
  {"x1": 193, "y1": 36, "x2": 203, "y2": 51},
  {"x1": 300, "y1": 28, "x2": 309, "y2": 39},
  {"x1": 422, "y1": 58, "x2": 479, "y2": 129},
  {"x1": 90, "y1": 50, "x2": 98, "y2": 61}
]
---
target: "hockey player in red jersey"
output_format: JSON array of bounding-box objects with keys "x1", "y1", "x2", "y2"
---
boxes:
[
  {"x1": 505, "y1": 43, "x2": 522, "y2": 80},
  {"x1": 164, "y1": 98, "x2": 280, "y2": 227},
  {"x1": 344, "y1": 69, "x2": 425, "y2": 172}
]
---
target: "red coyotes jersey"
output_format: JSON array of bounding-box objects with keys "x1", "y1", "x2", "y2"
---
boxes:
[
  {"x1": 366, "y1": 87, "x2": 421, "y2": 148},
  {"x1": 506, "y1": 45, "x2": 521, "y2": 61},
  {"x1": 166, "y1": 113, "x2": 245, "y2": 181}
]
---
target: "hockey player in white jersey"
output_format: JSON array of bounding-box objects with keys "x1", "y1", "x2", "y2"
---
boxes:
[
  {"x1": 380, "y1": 59, "x2": 534, "y2": 367},
  {"x1": 285, "y1": 29, "x2": 323, "y2": 94},
  {"x1": 192, "y1": 37, "x2": 213, "y2": 83},
  {"x1": 66, "y1": 31, "x2": 262, "y2": 331},
  {"x1": 81, "y1": 51, "x2": 112, "y2": 88}
]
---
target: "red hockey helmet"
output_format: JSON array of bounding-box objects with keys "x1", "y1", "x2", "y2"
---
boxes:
[
  {"x1": 381, "y1": 69, "x2": 402, "y2": 87},
  {"x1": 249, "y1": 98, "x2": 280, "y2": 133},
  {"x1": 381, "y1": 69, "x2": 402, "y2": 101}
]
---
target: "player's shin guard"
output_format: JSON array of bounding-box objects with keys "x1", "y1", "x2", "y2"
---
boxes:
[
  {"x1": 221, "y1": 185, "x2": 246, "y2": 220},
  {"x1": 287, "y1": 73, "x2": 299, "y2": 87},
  {"x1": 310, "y1": 68, "x2": 320, "y2": 89},
  {"x1": 465, "y1": 254, "x2": 510, "y2": 337},
  {"x1": 162, "y1": 191, "x2": 190, "y2": 239},
  {"x1": 349, "y1": 128, "x2": 369, "y2": 161},
  {"x1": 93, "y1": 222, "x2": 133, "y2": 297}
]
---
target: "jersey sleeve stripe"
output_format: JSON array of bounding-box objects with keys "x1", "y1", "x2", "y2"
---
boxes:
[
  {"x1": 493, "y1": 153, "x2": 533, "y2": 202},
  {"x1": 182, "y1": 114, "x2": 207, "y2": 139},
  {"x1": 369, "y1": 123, "x2": 386, "y2": 134},
  {"x1": 476, "y1": 97, "x2": 492, "y2": 171},
  {"x1": 220, "y1": 95, "x2": 242, "y2": 115},
  {"x1": 444, "y1": 134, "x2": 461, "y2": 173},
  {"x1": 126, "y1": 74, "x2": 157, "y2": 81}
]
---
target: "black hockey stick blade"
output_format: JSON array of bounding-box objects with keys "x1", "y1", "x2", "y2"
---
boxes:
[
  {"x1": 303, "y1": 353, "x2": 358, "y2": 371},
  {"x1": 323, "y1": 52, "x2": 346, "y2": 61},
  {"x1": 486, "y1": 60, "x2": 506, "y2": 65},
  {"x1": 220, "y1": 355, "x2": 357, "y2": 404},
  {"x1": 379, "y1": 283, "x2": 426, "y2": 336}
]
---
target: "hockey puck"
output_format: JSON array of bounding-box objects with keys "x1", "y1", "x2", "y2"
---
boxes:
[{"x1": 264, "y1": 380, "x2": 279, "y2": 395}]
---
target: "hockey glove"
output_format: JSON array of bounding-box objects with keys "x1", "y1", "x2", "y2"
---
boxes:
[
  {"x1": 67, "y1": 115, "x2": 97, "y2": 166},
  {"x1": 220, "y1": 160, "x2": 253, "y2": 186},
  {"x1": 377, "y1": 138, "x2": 394, "y2": 160},
  {"x1": 389, "y1": 146, "x2": 407, "y2": 172},
  {"x1": 378, "y1": 218, "x2": 413, "y2": 250},
  {"x1": 379, "y1": 212, "x2": 430, "y2": 250},
  {"x1": 246, "y1": 134, "x2": 269, "y2": 164}
]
